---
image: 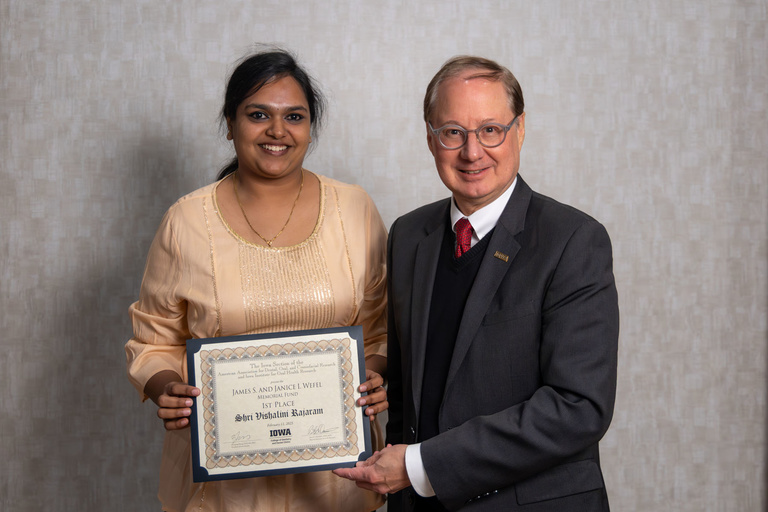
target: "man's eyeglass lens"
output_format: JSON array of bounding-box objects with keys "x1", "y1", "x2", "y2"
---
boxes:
[{"x1": 431, "y1": 118, "x2": 518, "y2": 150}]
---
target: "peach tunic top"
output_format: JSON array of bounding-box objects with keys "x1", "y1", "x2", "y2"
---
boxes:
[{"x1": 126, "y1": 174, "x2": 387, "y2": 512}]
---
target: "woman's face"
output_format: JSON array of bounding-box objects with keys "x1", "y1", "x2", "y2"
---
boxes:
[{"x1": 227, "y1": 75, "x2": 311, "y2": 181}]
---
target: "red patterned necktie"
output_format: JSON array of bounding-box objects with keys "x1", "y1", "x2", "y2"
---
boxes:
[{"x1": 454, "y1": 217, "x2": 473, "y2": 258}]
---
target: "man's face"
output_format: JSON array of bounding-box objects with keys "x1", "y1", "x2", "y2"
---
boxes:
[{"x1": 427, "y1": 73, "x2": 525, "y2": 215}]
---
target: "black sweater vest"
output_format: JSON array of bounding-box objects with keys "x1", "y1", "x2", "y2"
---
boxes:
[{"x1": 418, "y1": 222, "x2": 492, "y2": 442}]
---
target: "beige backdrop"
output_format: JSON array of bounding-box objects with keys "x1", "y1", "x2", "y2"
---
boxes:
[{"x1": 1, "y1": 0, "x2": 766, "y2": 510}]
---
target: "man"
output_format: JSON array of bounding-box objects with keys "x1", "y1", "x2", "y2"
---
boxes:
[{"x1": 334, "y1": 56, "x2": 619, "y2": 511}]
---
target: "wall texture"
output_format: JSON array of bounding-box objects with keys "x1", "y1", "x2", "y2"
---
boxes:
[{"x1": 1, "y1": 0, "x2": 765, "y2": 510}]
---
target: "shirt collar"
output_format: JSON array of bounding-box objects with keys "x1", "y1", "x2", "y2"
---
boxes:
[{"x1": 450, "y1": 176, "x2": 518, "y2": 244}]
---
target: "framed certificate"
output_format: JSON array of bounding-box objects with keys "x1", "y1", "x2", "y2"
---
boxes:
[{"x1": 186, "y1": 325, "x2": 372, "y2": 482}]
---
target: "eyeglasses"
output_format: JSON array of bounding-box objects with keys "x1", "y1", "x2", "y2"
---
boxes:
[{"x1": 428, "y1": 115, "x2": 520, "y2": 150}]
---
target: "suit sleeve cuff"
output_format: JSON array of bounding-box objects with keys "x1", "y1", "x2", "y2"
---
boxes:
[{"x1": 405, "y1": 443, "x2": 436, "y2": 497}]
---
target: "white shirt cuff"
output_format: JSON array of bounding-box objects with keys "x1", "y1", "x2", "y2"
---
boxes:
[{"x1": 405, "y1": 443, "x2": 436, "y2": 497}]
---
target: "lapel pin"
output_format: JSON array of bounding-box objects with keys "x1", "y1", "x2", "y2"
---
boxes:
[{"x1": 493, "y1": 251, "x2": 509, "y2": 262}]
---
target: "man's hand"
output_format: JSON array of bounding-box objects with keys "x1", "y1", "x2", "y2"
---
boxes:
[{"x1": 333, "y1": 444, "x2": 410, "y2": 494}]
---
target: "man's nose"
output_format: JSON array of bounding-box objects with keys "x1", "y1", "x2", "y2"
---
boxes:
[{"x1": 460, "y1": 133, "x2": 484, "y2": 161}]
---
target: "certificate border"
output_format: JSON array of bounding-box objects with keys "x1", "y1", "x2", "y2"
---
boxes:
[{"x1": 186, "y1": 325, "x2": 372, "y2": 482}]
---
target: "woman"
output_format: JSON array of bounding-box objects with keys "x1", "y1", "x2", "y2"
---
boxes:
[{"x1": 126, "y1": 49, "x2": 388, "y2": 512}]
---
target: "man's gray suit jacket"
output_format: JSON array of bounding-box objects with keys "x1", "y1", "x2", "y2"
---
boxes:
[{"x1": 386, "y1": 175, "x2": 619, "y2": 511}]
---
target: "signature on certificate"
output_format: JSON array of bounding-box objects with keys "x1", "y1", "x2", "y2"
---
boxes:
[
  {"x1": 307, "y1": 424, "x2": 340, "y2": 436},
  {"x1": 231, "y1": 431, "x2": 252, "y2": 442}
]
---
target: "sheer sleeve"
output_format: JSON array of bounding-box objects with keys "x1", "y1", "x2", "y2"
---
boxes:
[
  {"x1": 125, "y1": 207, "x2": 191, "y2": 400},
  {"x1": 358, "y1": 193, "x2": 388, "y2": 361}
]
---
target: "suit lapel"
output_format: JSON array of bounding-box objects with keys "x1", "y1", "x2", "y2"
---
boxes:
[
  {"x1": 446, "y1": 177, "x2": 533, "y2": 386},
  {"x1": 410, "y1": 201, "x2": 449, "y2": 414}
]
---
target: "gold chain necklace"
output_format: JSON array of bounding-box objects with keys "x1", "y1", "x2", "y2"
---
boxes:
[{"x1": 233, "y1": 169, "x2": 305, "y2": 247}]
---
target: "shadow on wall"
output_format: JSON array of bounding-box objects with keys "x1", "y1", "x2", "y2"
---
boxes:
[
  {"x1": 109, "y1": 132, "x2": 212, "y2": 508},
  {"x1": 23, "y1": 132, "x2": 205, "y2": 510}
]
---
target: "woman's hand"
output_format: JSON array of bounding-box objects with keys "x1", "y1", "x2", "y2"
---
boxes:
[
  {"x1": 357, "y1": 370, "x2": 388, "y2": 420},
  {"x1": 144, "y1": 370, "x2": 200, "y2": 431},
  {"x1": 155, "y1": 381, "x2": 200, "y2": 430}
]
